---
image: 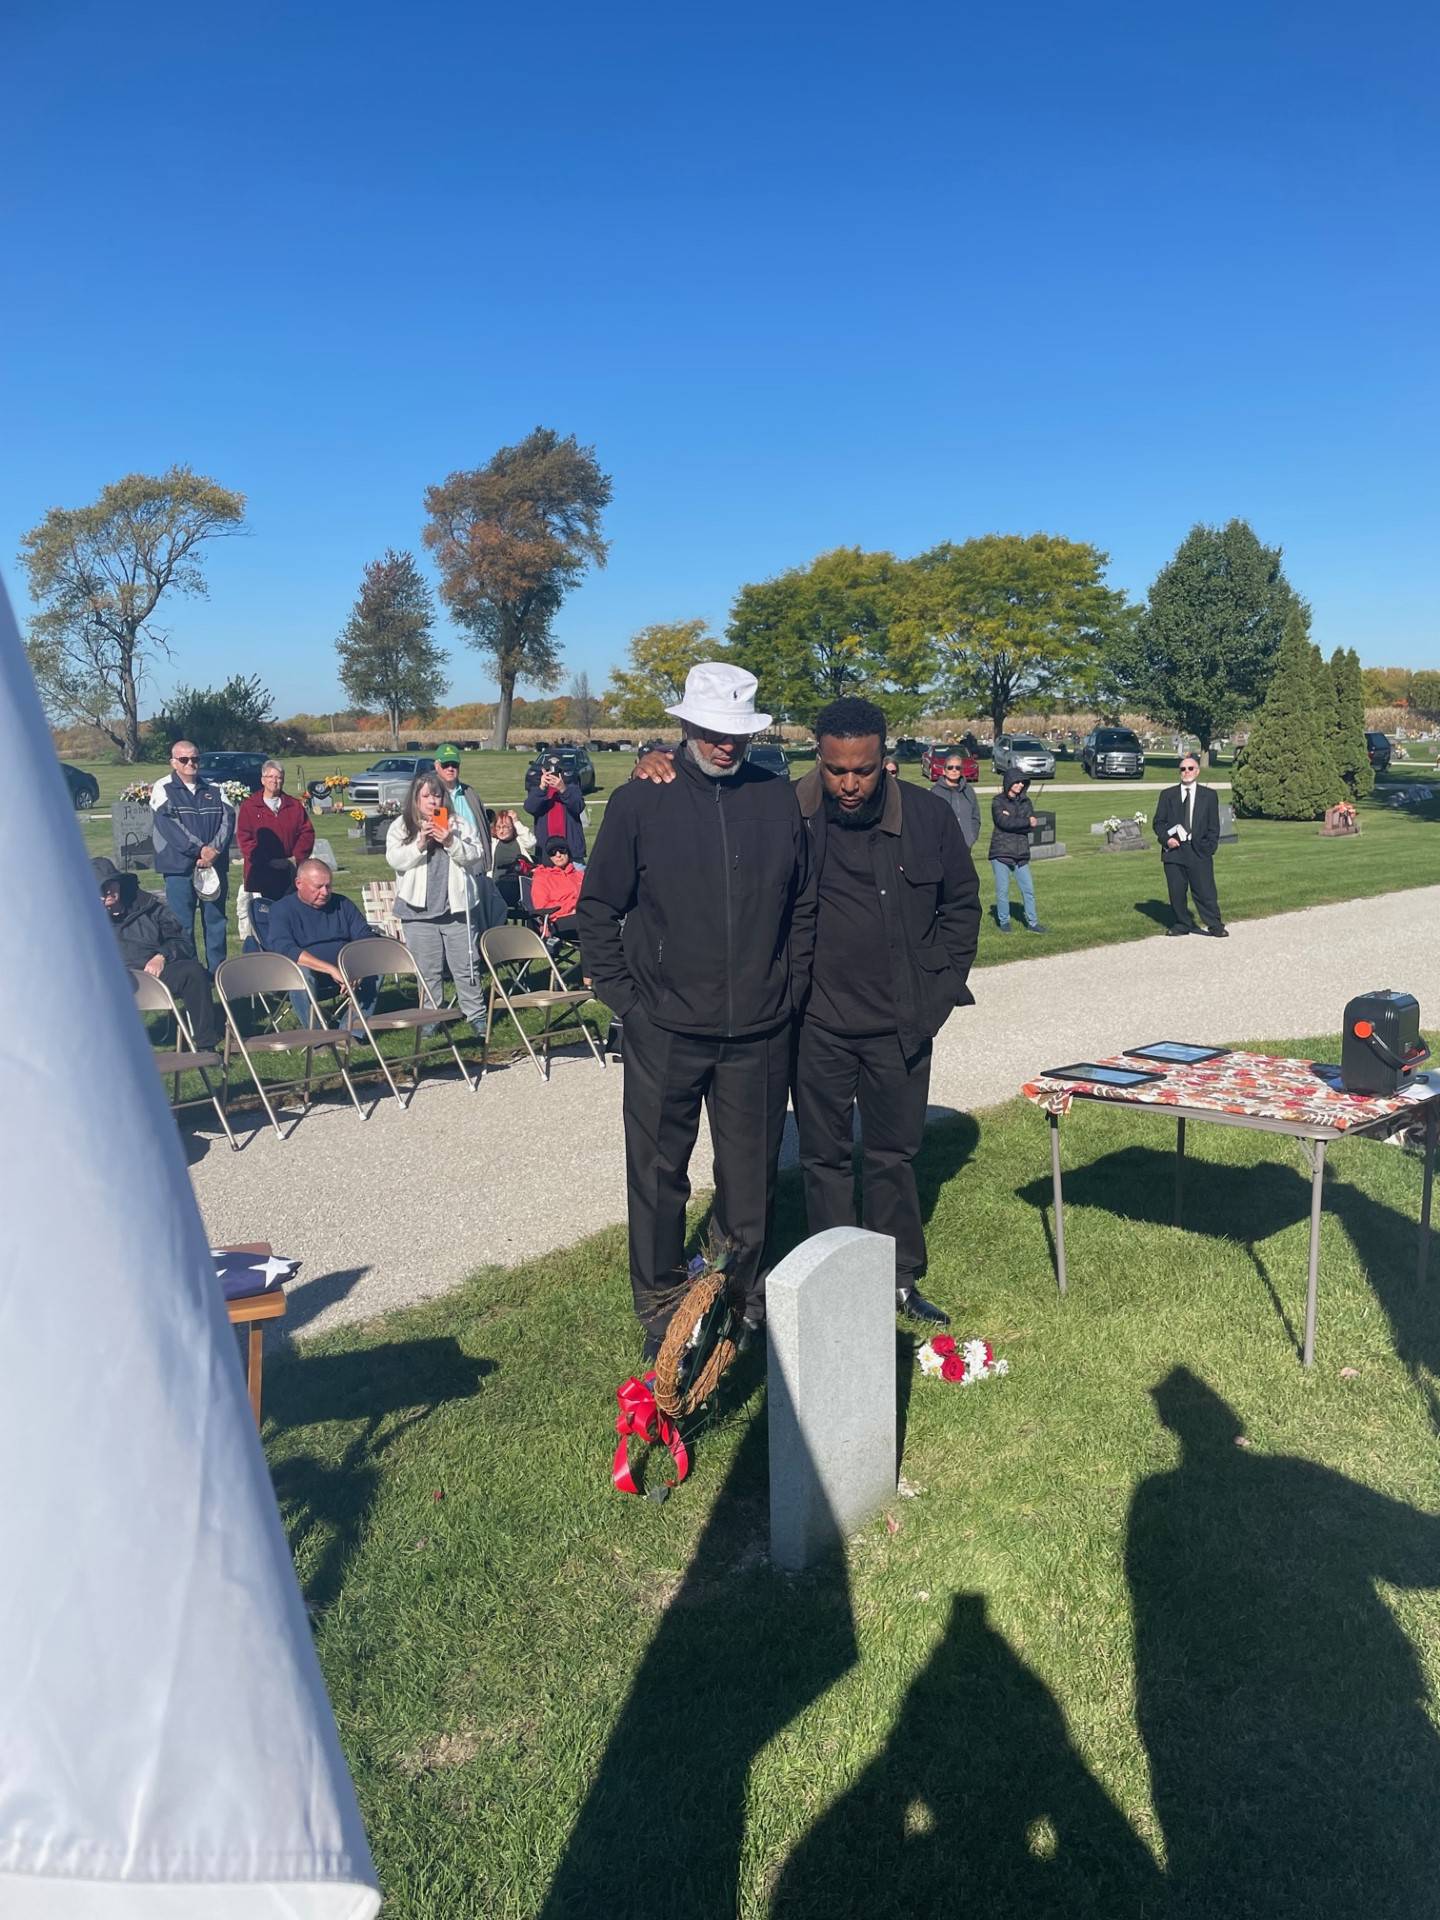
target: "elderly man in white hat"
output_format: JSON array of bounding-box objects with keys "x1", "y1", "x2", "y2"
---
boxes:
[{"x1": 577, "y1": 663, "x2": 816, "y2": 1363}]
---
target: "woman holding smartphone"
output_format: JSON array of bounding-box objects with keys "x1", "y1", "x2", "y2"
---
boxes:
[{"x1": 386, "y1": 773, "x2": 506, "y2": 1030}]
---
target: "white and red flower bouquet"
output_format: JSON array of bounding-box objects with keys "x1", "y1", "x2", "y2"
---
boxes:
[{"x1": 917, "y1": 1334, "x2": 1008, "y2": 1385}]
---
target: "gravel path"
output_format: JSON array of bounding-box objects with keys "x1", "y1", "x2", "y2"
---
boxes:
[{"x1": 191, "y1": 885, "x2": 1440, "y2": 1341}]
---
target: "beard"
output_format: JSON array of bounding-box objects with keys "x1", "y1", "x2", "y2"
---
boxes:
[
  {"x1": 685, "y1": 737, "x2": 747, "y2": 780},
  {"x1": 824, "y1": 779, "x2": 886, "y2": 831}
]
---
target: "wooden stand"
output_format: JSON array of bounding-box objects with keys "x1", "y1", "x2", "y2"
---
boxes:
[{"x1": 220, "y1": 1241, "x2": 288, "y2": 1427}]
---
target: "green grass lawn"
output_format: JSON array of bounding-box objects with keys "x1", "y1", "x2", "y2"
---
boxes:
[
  {"x1": 78, "y1": 751, "x2": 1440, "y2": 988},
  {"x1": 263, "y1": 1031, "x2": 1440, "y2": 1918}
]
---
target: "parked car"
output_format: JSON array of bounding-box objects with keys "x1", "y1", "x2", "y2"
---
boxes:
[
  {"x1": 404, "y1": 740, "x2": 423, "y2": 751},
  {"x1": 197, "y1": 751, "x2": 268, "y2": 792},
  {"x1": 347, "y1": 753, "x2": 436, "y2": 809},
  {"x1": 61, "y1": 762, "x2": 100, "y2": 810},
  {"x1": 1080, "y1": 727, "x2": 1146, "y2": 779},
  {"x1": 459, "y1": 740, "x2": 481, "y2": 751},
  {"x1": 1366, "y1": 731, "x2": 1392, "y2": 772},
  {"x1": 920, "y1": 742, "x2": 979, "y2": 782},
  {"x1": 991, "y1": 734, "x2": 1057, "y2": 781},
  {"x1": 891, "y1": 737, "x2": 925, "y2": 761},
  {"x1": 527, "y1": 745, "x2": 596, "y2": 793},
  {"x1": 748, "y1": 743, "x2": 790, "y2": 779}
]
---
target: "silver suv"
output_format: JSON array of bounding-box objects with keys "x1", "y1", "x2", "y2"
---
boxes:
[{"x1": 992, "y1": 734, "x2": 1057, "y2": 781}]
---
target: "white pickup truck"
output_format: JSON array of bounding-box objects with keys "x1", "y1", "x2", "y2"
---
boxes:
[{"x1": 312, "y1": 753, "x2": 435, "y2": 813}]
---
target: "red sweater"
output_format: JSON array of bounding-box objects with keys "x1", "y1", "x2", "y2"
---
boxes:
[
  {"x1": 236, "y1": 792, "x2": 315, "y2": 897},
  {"x1": 531, "y1": 866, "x2": 583, "y2": 918}
]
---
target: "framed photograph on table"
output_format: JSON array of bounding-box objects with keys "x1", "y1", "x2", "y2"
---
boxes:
[{"x1": 1123, "y1": 1042, "x2": 1230, "y2": 1066}]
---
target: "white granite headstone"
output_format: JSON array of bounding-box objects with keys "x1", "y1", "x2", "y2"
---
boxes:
[{"x1": 767, "y1": 1227, "x2": 897, "y2": 1572}]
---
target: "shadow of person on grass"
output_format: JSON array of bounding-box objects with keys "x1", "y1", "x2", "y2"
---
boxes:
[
  {"x1": 539, "y1": 1414, "x2": 858, "y2": 1920},
  {"x1": 265, "y1": 1337, "x2": 493, "y2": 1613},
  {"x1": 770, "y1": 1591, "x2": 1164, "y2": 1918},
  {"x1": 1133, "y1": 897, "x2": 1177, "y2": 930},
  {"x1": 1128, "y1": 1367, "x2": 1440, "y2": 1919},
  {"x1": 1326, "y1": 1175, "x2": 1440, "y2": 1411}
]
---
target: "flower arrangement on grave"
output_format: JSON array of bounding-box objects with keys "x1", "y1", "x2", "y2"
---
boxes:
[
  {"x1": 120, "y1": 780, "x2": 152, "y2": 803},
  {"x1": 220, "y1": 780, "x2": 251, "y2": 808},
  {"x1": 349, "y1": 808, "x2": 366, "y2": 823},
  {"x1": 916, "y1": 1334, "x2": 1009, "y2": 1385},
  {"x1": 1102, "y1": 810, "x2": 1149, "y2": 836},
  {"x1": 377, "y1": 800, "x2": 402, "y2": 817}
]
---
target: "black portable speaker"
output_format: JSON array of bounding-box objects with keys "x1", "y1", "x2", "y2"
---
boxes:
[{"x1": 1340, "y1": 991, "x2": 1428, "y2": 1095}]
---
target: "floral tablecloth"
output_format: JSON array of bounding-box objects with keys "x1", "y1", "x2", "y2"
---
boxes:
[{"x1": 1022, "y1": 1050, "x2": 1439, "y2": 1135}]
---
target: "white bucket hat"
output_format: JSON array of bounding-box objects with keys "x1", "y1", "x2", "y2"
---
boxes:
[
  {"x1": 193, "y1": 863, "x2": 222, "y2": 900},
  {"x1": 665, "y1": 662, "x2": 772, "y2": 734}
]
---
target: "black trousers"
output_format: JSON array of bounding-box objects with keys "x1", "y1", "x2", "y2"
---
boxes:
[
  {"x1": 161, "y1": 956, "x2": 221, "y2": 1051},
  {"x1": 620, "y1": 1008, "x2": 792, "y2": 1333},
  {"x1": 794, "y1": 1021, "x2": 931, "y2": 1287},
  {"x1": 1164, "y1": 853, "x2": 1221, "y2": 929}
]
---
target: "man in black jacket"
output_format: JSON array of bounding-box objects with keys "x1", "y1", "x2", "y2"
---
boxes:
[
  {"x1": 794, "y1": 698, "x2": 981, "y2": 1325},
  {"x1": 577, "y1": 664, "x2": 816, "y2": 1361},
  {"x1": 92, "y1": 857, "x2": 221, "y2": 1048},
  {"x1": 1152, "y1": 756, "x2": 1227, "y2": 936}
]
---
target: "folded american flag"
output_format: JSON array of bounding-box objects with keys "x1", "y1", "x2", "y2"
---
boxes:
[{"x1": 213, "y1": 1249, "x2": 301, "y2": 1301}]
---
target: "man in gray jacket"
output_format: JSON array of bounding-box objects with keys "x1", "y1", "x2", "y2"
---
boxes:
[{"x1": 932, "y1": 752, "x2": 981, "y2": 847}]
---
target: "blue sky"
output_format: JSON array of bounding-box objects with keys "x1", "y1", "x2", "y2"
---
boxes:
[{"x1": 3, "y1": 0, "x2": 1435, "y2": 715}]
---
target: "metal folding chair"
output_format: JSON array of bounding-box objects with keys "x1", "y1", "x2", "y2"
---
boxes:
[
  {"x1": 338, "y1": 935, "x2": 477, "y2": 1109},
  {"x1": 130, "y1": 967, "x2": 237, "y2": 1150},
  {"x1": 215, "y1": 953, "x2": 364, "y2": 1140},
  {"x1": 479, "y1": 924, "x2": 605, "y2": 1082}
]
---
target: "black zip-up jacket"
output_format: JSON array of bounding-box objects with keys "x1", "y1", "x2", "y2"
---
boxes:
[
  {"x1": 795, "y1": 770, "x2": 979, "y2": 1055},
  {"x1": 576, "y1": 750, "x2": 816, "y2": 1038},
  {"x1": 988, "y1": 790, "x2": 1036, "y2": 865},
  {"x1": 92, "y1": 858, "x2": 197, "y2": 967}
]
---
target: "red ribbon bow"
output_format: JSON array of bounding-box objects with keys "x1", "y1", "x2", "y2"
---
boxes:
[{"x1": 611, "y1": 1372, "x2": 690, "y2": 1496}]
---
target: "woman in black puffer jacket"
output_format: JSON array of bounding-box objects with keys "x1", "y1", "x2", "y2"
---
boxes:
[{"x1": 987, "y1": 777, "x2": 1047, "y2": 933}]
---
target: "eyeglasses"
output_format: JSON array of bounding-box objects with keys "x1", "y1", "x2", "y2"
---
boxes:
[
  {"x1": 1180, "y1": 763, "x2": 1198, "y2": 772},
  {"x1": 174, "y1": 754, "x2": 198, "y2": 763}
]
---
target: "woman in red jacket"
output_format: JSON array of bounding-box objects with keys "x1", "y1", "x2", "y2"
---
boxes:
[{"x1": 236, "y1": 760, "x2": 314, "y2": 942}]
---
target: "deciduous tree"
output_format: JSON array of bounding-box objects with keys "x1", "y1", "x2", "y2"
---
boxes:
[
  {"x1": 147, "y1": 672, "x2": 283, "y2": 754},
  {"x1": 608, "y1": 619, "x2": 719, "y2": 729},
  {"x1": 20, "y1": 466, "x2": 246, "y2": 761},
  {"x1": 336, "y1": 550, "x2": 447, "y2": 746},
  {"x1": 895, "y1": 534, "x2": 1132, "y2": 740},
  {"x1": 567, "y1": 669, "x2": 601, "y2": 735},
  {"x1": 727, "y1": 548, "x2": 922, "y2": 723},
  {"x1": 422, "y1": 428, "x2": 611, "y2": 751},
  {"x1": 1121, "y1": 520, "x2": 1302, "y2": 763}
]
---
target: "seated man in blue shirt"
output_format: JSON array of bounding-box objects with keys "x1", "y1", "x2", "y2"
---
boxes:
[{"x1": 265, "y1": 858, "x2": 379, "y2": 1028}]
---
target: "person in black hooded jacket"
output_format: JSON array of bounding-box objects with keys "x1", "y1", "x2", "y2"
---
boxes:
[
  {"x1": 987, "y1": 777, "x2": 1048, "y2": 934},
  {"x1": 92, "y1": 857, "x2": 221, "y2": 1049}
]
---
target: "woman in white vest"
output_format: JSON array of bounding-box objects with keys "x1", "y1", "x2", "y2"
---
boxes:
[{"x1": 386, "y1": 773, "x2": 507, "y2": 1028}]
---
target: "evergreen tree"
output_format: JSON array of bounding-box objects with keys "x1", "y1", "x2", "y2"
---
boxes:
[
  {"x1": 1310, "y1": 642, "x2": 1341, "y2": 788},
  {"x1": 1331, "y1": 647, "x2": 1375, "y2": 800},
  {"x1": 1232, "y1": 607, "x2": 1341, "y2": 818},
  {"x1": 1116, "y1": 519, "x2": 1302, "y2": 761}
]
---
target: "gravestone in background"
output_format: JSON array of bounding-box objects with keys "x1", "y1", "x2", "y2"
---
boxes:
[
  {"x1": 1028, "y1": 809, "x2": 1067, "y2": 861},
  {"x1": 1218, "y1": 803, "x2": 1239, "y2": 844},
  {"x1": 111, "y1": 799, "x2": 154, "y2": 872},
  {"x1": 767, "y1": 1227, "x2": 896, "y2": 1573}
]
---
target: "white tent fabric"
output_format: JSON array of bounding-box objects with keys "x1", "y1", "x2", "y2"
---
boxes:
[{"x1": 0, "y1": 579, "x2": 380, "y2": 1915}]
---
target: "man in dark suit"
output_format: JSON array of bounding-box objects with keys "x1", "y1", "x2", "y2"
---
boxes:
[{"x1": 1152, "y1": 755, "x2": 1227, "y2": 936}]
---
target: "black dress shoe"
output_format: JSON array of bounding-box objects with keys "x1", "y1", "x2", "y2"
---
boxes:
[
  {"x1": 1166, "y1": 924, "x2": 1191, "y2": 936},
  {"x1": 897, "y1": 1286, "x2": 951, "y2": 1327},
  {"x1": 1203, "y1": 923, "x2": 1229, "y2": 938}
]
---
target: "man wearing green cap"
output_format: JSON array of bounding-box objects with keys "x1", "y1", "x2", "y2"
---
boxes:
[{"x1": 434, "y1": 746, "x2": 493, "y2": 871}]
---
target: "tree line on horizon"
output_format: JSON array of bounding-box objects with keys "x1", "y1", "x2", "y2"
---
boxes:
[{"x1": 17, "y1": 433, "x2": 1437, "y2": 764}]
